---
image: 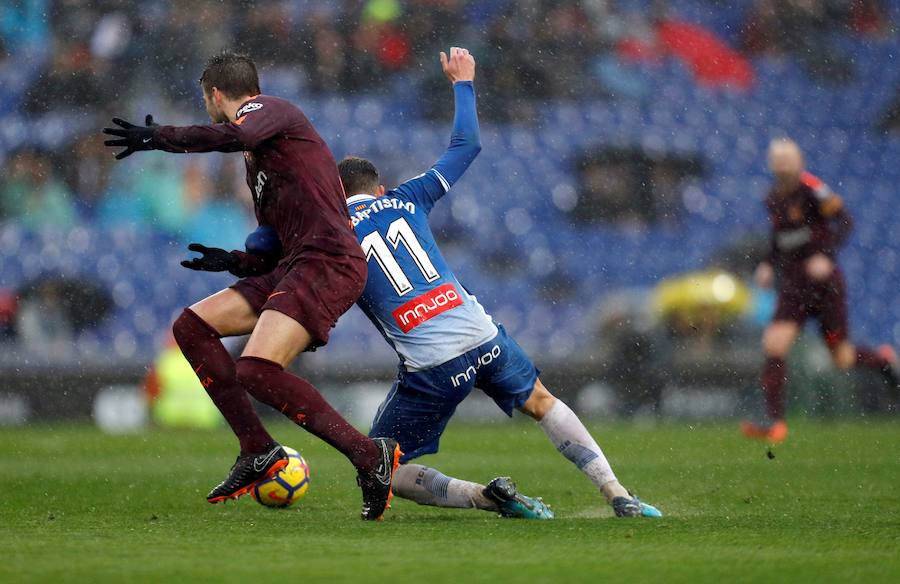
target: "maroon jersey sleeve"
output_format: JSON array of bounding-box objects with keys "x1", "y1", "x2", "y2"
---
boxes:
[
  {"x1": 153, "y1": 95, "x2": 361, "y2": 263},
  {"x1": 801, "y1": 172, "x2": 853, "y2": 257},
  {"x1": 152, "y1": 99, "x2": 288, "y2": 153}
]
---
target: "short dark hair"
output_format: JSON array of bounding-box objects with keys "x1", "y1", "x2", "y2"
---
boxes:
[
  {"x1": 338, "y1": 156, "x2": 380, "y2": 196},
  {"x1": 200, "y1": 51, "x2": 260, "y2": 99}
]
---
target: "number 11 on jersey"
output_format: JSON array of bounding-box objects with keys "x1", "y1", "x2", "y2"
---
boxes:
[{"x1": 360, "y1": 217, "x2": 440, "y2": 296}]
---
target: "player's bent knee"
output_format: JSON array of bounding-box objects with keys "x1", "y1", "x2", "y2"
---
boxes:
[
  {"x1": 172, "y1": 308, "x2": 217, "y2": 347},
  {"x1": 831, "y1": 343, "x2": 856, "y2": 370},
  {"x1": 242, "y1": 310, "x2": 313, "y2": 369},
  {"x1": 171, "y1": 310, "x2": 191, "y2": 346},
  {"x1": 520, "y1": 380, "x2": 557, "y2": 420},
  {"x1": 763, "y1": 342, "x2": 787, "y2": 359},
  {"x1": 833, "y1": 357, "x2": 854, "y2": 370},
  {"x1": 763, "y1": 325, "x2": 796, "y2": 358},
  {"x1": 189, "y1": 289, "x2": 258, "y2": 337},
  {"x1": 761, "y1": 333, "x2": 783, "y2": 357}
]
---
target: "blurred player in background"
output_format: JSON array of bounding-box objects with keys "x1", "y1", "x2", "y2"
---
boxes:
[
  {"x1": 340, "y1": 47, "x2": 661, "y2": 518},
  {"x1": 743, "y1": 138, "x2": 899, "y2": 443},
  {"x1": 103, "y1": 52, "x2": 400, "y2": 520}
]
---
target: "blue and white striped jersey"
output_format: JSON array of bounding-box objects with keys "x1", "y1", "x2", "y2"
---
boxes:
[
  {"x1": 346, "y1": 82, "x2": 495, "y2": 370},
  {"x1": 346, "y1": 81, "x2": 492, "y2": 370},
  {"x1": 347, "y1": 171, "x2": 496, "y2": 370}
]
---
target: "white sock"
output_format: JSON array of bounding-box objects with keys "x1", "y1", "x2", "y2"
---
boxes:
[
  {"x1": 538, "y1": 399, "x2": 626, "y2": 501},
  {"x1": 392, "y1": 464, "x2": 499, "y2": 511}
]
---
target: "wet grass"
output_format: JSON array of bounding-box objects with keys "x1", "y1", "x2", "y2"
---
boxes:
[{"x1": 1, "y1": 419, "x2": 898, "y2": 582}]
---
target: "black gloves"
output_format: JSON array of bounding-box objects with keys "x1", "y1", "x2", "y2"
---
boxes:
[
  {"x1": 181, "y1": 244, "x2": 278, "y2": 278},
  {"x1": 103, "y1": 114, "x2": 159, "y2": 160},
  {"x1": 180, "y1": 244, "x2": 240, "y2": 273}
]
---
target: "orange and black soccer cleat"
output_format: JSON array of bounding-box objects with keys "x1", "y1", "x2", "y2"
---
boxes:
[
  {"x1": 207, "y1": 443, "x2": 289, "y2": 504},
  {"x1": 357, "y1": 438, "x2": 402, "y2": 521},
  {"x1": 741, "y1": 419, "x2": 789, "y2": 443}
]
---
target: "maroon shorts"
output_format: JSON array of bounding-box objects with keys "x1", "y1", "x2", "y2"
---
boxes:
[
  {"x1": 231, "y1": 254, "x2": 367, "y2": 348},
  {"x1": 774, "y1": 270, "x2": 848, "y2": 348}
]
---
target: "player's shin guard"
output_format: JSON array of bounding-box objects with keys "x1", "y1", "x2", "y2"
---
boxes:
[
  {"x1": 235, "y1": 356, "x2": 380, "y2": 471},
  {"x1": 171, "y1": 309, "x2": 274, "y2": 453},
  {"x1": 392, "y1": 464, "x2": 498, "y2": 511},
  {"x1": 538, "y1": 400, "x2": 619, "y2": 496},
  {"x1": 761, "y1": 356, "x2": 787, "y2": 420}
]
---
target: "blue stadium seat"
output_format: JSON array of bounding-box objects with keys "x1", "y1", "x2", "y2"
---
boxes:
[{"x1": 2, "y1": 7, "x2": 899, "y2": 361}]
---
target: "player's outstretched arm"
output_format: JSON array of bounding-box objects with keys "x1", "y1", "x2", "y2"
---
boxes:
[
  {"x1": 104, "y1": 100, "x2": 284, "y2": 158},
  {"x1": 150, "y1": 117, "x2": 275, "y2": 154},
  {"x1": 433, "y1": 47, "x2": 481, "y2": 187},
  {"x1": 103, "y1": 113, "x2": 251, "y2": 157},
  {"x1": 394, "y1": 47, "x2": 482, "y2": 213}
]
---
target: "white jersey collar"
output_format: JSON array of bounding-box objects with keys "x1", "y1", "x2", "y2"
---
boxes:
[{"x1": 347, "y1": 194, "x2": 377, "y2": 206}]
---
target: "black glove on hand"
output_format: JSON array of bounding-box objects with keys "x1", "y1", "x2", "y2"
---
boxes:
[
  {"x1": 103, "y1": 114, "x2": 158, "y2": 160},
  {"x1": 180, "y1": 244, "x2": 239, "y2": 273}
]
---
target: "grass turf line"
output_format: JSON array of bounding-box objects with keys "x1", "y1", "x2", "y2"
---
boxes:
[{"x1": 1, "y1": 419, "x2": 899, "y2": 583}]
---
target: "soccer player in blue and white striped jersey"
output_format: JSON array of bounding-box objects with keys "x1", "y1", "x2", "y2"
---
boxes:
[{"x1": 340, "y1": 47, "x2": 661, "y2": 519}]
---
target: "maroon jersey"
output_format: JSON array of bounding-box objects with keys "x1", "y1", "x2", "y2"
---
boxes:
[
  {"x1": 765, "y1": 171, "x2": 852, "y2": 288},
  {"x1": 153, "y1": 95, "x2": 363, "y2": 265}
]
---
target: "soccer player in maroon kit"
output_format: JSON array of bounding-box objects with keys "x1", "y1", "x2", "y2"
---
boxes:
[
  {"x1": 103, "y1": 52, "x2": 400, "y2": 520},
  {"x1": 742, "y1": 138, "x2": 899, "y2": 442}
]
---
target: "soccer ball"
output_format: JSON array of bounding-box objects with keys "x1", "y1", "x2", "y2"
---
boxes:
[{"x1": 251, "y1": 446, "x2": 310, "y2": 508}]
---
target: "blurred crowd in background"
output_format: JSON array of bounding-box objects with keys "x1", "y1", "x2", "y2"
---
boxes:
[
  {"x1": 1, "y1": 0, "x2": 899, "y2": 420},
  {"x1": 0, "y1": 0, "x2": 894, "y2": 239}
]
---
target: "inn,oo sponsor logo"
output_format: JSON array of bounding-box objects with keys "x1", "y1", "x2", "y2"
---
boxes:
[
  {"x1": 391, "y1": 283, "x2": 463, "y2": 332},
  {"x1": 451, "y1": 344, "x2": 502, "y2": 388}
]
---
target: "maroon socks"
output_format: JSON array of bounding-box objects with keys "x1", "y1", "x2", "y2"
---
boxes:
[
  {"x1": 760, "y1": 345, "x2": 891, "y2": 422},
  {"x1": 236, "y1": 356, "x2": 380, "y2": 472},
  {"x1": 172, "y1": 309, "x2": 274, "y2": 453},
  {"x1": 173, "y1": 309, "x2": 379, "y2": 471},
  {"x1": 855, "y1": 346, "x2": 890, "y2": 370},
  {"x1": 761, "y1": 356, "x2": 787, "y2": 420}
]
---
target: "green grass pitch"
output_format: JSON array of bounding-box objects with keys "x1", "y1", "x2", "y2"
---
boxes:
[{"x1": 2, "y1": 419, "x2": 899, "y2": 583}]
